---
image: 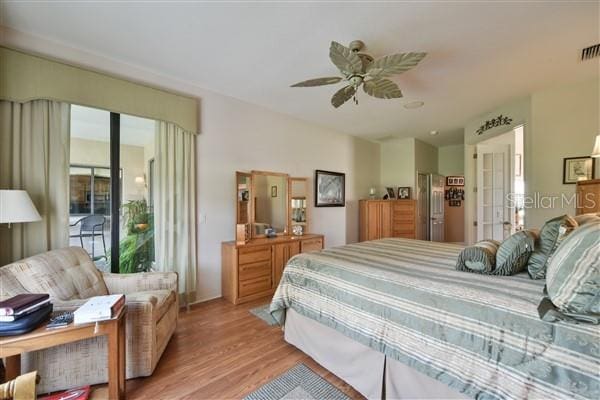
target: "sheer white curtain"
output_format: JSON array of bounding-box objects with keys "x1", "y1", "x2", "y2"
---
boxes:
[
  {"x1": 154, "y1": 121, "x2": 197, "y2": 306},
  {"x1": 0, "y1": 100, "x2": 70, "y2": 266}
]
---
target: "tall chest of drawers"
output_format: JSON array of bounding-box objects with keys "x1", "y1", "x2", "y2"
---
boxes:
[{"x1": 359, "y1": 199, "x2": 416, "y2": 242}]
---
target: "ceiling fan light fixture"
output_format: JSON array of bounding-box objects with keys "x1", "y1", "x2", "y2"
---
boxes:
[
  {"x1": 404, "y1": 101, "x2": 424, "y2": 109},
  {"x1": 429, "y1": 130, "x2": 439, "y2": 136},
  {"x1": 291, "y1": 40, "x2": 426, "y2": 108}
]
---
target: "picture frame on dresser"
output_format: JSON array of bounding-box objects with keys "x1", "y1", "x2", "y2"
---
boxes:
[{"x1": 398, "y1": 187, "x2": 411, "y2": 199}]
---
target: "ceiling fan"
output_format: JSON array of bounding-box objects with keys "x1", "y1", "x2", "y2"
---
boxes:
[{"x1": 291, "y1": 40, "x2": 426, "y2": 108}]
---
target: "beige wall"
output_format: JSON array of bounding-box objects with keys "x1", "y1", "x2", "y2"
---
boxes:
[
  {"x1": 438, "y1": 145, "x2": 465, "y2": 176},
  {"x1": 528, "y1": 77, "x2": 599, "y2": 227},
  {"x1": 70, "y1": 137, "x2": 146, "y2": 203},
  {"x1": 415, "y1": 139, "x2": 438, "y2": 176},
  {"x1": 438, "y1": 144, "x2": 465, "y2": 243},
  {"x1": 380, "y1": 138, "x2": 415, "y2": 194},
  {"x1": 380, "y1": 138, "x2": 438, "y2": 196},
  {"x1": 463, "y1": 77, "x2": 599, "y2": 243}
]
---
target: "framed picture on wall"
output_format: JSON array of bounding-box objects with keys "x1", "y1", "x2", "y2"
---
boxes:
[
  {"x1": 563, "y1": 156, "x2": 595, "y2": 184},
  {"x1": 446, "y1": 176, "x2": 465, "y2": 186},
  {"x1": 315, "y1": 170, "x2": 345, "y2": 207}
]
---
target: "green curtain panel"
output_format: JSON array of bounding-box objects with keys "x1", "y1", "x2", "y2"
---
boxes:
[
  {"x1": 0, "y1": 46, "x2": 198, "y2": 134},
  {"x1": 0, "y1": 99, "x2": 71, "y2": 266},
  {"x1": 154, "y1": 121, "x2": 198, "y2": 306}
]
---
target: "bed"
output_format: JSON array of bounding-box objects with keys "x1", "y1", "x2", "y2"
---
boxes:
[{"x1": 270, "y1": 238, "x2": 600, "y2": 400}]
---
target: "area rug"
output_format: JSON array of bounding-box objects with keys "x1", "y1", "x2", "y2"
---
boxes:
[
  {"x1": 243, "y1": 364, "x2": 350, "y2": 400},
  {"x1": 249, "y1": 304, "x2": 278, "y2": 326}
]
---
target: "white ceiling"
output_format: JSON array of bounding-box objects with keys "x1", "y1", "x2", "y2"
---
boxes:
[
  {"x1": 1, "y1": 1, "x2": 599, "y2": 146},
  {"x1": 71, "y1": 105, "x2": 155, "y2": 147}
]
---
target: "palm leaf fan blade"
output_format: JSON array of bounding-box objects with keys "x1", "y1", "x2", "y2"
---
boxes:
[
  {"x1": 367, "y1": 52, "x2": 427, "y2": 79},
  {"x1": 331, "y1": 85, "x2": 356, "y2": 108},
  {"x1": 290, "y1": 77, "x2": 343, "y2": 87},
  {"x1": 329, "y1": 41, "x2": 363, "y2": 76},
  {"x1": 363, "y1": 79, "x2": 403, "y2": 99}
]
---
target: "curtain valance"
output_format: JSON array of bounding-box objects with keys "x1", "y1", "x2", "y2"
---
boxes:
[{"x1": 0, "y1": 46, "x2": 198, "y2": 134}]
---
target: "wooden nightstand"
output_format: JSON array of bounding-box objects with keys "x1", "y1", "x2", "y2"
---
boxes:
[{"x1": 0, "y1": 306, "x2": 127, "y2": 399}]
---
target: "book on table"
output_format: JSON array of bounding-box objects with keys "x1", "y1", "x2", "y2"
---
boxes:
[
  {"x1": 0, "y1": 293, "x2": 50, "y2": 322},
  {"x1": 73, "y1": 294, "x2": 125, "y2": 325}
]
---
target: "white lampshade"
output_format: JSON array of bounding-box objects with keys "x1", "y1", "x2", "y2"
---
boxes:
[
  {"x1": 0, "y1": 190, "x2": 42, "y2": 224},
  {"x1": 592, "y1": 134, "x2": 600, "y2": 158}
]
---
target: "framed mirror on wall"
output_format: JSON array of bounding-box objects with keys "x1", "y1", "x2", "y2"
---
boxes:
[{"x1": 290, "y1": 178, "x2": 309, "y2": 235}]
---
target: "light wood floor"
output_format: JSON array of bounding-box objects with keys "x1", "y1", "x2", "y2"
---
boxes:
[{"x1": 125, "y1": 297, "x2": 364, "y2": 399}]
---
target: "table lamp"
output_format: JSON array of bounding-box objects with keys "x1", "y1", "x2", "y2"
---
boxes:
[{"x1": 0, "y1": 190, "x2": 42, "y2": 228}]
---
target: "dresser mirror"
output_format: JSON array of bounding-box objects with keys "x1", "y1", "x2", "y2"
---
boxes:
[
  {"x1": 236, "y1": 172, "x2": 251, "y2": 225},
  {"x1": 290, "y1": 178, "x2": 309, "y2": 235},
  {"x1": 251, "y1": 171, "x2": 290, "y2": 237}
]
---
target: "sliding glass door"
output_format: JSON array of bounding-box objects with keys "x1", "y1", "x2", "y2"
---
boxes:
[{"x1": 69, "y1": 105, "x2": 155, "y2": 273}]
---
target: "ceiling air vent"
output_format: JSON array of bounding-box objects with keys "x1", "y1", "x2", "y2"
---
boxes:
[{"x1": 581, "y1": 43, "x2": 600, "y2": 60}]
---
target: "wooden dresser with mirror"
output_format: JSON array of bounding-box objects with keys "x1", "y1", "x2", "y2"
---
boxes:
[{"x1": 222, "y1": 171, "x2": 324, "y2": 305}]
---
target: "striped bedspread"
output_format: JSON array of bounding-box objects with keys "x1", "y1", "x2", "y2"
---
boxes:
[{"x1": 270, "y1": 238, "x2": 600, "y2": 400}]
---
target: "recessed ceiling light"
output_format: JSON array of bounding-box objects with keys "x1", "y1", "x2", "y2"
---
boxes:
[
  {"x1": 430, "y1": 130, "x2": 439, "y2": 136},
  {"x1": 404, "y1": 101, "x2": 424, "y2": 109}
]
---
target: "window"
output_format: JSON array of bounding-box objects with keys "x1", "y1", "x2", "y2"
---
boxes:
[
  {"x1": 70, "y1": 105, "x2": 155, "y2": 273},
  {"x1": 69, "y1": 165, "x2": 112, "y2": 215}
]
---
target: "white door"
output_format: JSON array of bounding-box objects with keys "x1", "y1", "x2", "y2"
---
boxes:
[
  {"x1": 430, "y1": 174, "x2": 445, "y2": 242},
  {"x1": 477, "y1": 144, "x2": 511, "y2": 241}
]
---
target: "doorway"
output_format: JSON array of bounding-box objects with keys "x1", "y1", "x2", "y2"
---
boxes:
[{"x1": 475, "y1": 126, "x2": 525, "y2": 241}]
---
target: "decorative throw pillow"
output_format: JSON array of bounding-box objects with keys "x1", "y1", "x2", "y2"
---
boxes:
[
  {"x1": 494, "y1": 230, "x2": 537, "y2": 276},
  {"x1": 456, "y1": 240, "x2": 500, "y2": 274},
  {"x1": 527, "y1": 215, "x2": 578, "y2": 279},
  {"x1": 545, "y1": 221, "x2": 600, "y2": 315}
]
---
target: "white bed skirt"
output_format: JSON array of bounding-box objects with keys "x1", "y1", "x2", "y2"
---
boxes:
[{"x1": 284, "y1": 308, "x2": 467, "y2": 400}]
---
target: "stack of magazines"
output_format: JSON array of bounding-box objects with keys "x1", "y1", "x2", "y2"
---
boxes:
[{"x1": 0, "y1": 294, "x2": 53, "y2": 336}]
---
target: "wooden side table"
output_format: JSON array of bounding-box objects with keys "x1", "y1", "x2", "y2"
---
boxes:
[{"x1": 0, "y1": 306, "x2": 127, "y2": 399}]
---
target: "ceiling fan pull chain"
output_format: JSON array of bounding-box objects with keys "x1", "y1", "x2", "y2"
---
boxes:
[{"x1": 353, "y1": 95, "x2": 358, "y2": 105}]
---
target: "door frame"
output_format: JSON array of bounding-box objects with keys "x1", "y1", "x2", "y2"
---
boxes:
[{"x1": 416, "y1": 172, "x2": 429, "y2": 240}]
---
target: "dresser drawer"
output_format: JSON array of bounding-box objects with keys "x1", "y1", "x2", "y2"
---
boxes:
[
  {"x1": 393, "y1": 214, "x2": 414, "y2": 223},
  {"x1": 393, "y1": 222, "x2": 414, "y2": 231},
  {"x1": 394, "y1": 232, "x2": 416, "y2": 239},
  {"x1": 239, "y1": 260, "x2": 271, "y2": 281},
  {"x1": 239, "y1": 275, "x2": 272, "y2": 298},
  {"x1": 238, "y1": 246, "x2": 271, "y2": 264},
  {"x1": 301, "y1": 238, "x2": 323, "y2": 253}
]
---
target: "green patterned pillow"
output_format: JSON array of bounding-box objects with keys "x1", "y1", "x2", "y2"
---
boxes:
[
  {"x1": 527, "y1": 215, "x2": 578, "y2": 279},
  {"x1": 546, "y1": 222, "x2": 600, "y2": 314},
  {"x1": 456, "y1": 240, "x2": 500, "y2": 274},
  {"x1": 494, "y1": 230, "x2": 537, "y2": 276}
]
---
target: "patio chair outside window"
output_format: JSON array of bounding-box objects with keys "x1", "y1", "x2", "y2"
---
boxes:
[{"x1": 70, "y1": 215, "x2": 107, "y2": 260}]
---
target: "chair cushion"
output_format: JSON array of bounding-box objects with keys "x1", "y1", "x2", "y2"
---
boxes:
[
  {"x1": 8, "y1": 247, "x2": 107, "y2": 300},
  {"x1": 546, "y1": 221, "x2": 600, "y2": 315},
  {"x1": 527, "y1": 215, "x2": 578, "y2": 279},
  {"x1": 126, "y1": 289, "x2": 176, "y2": 320}
]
